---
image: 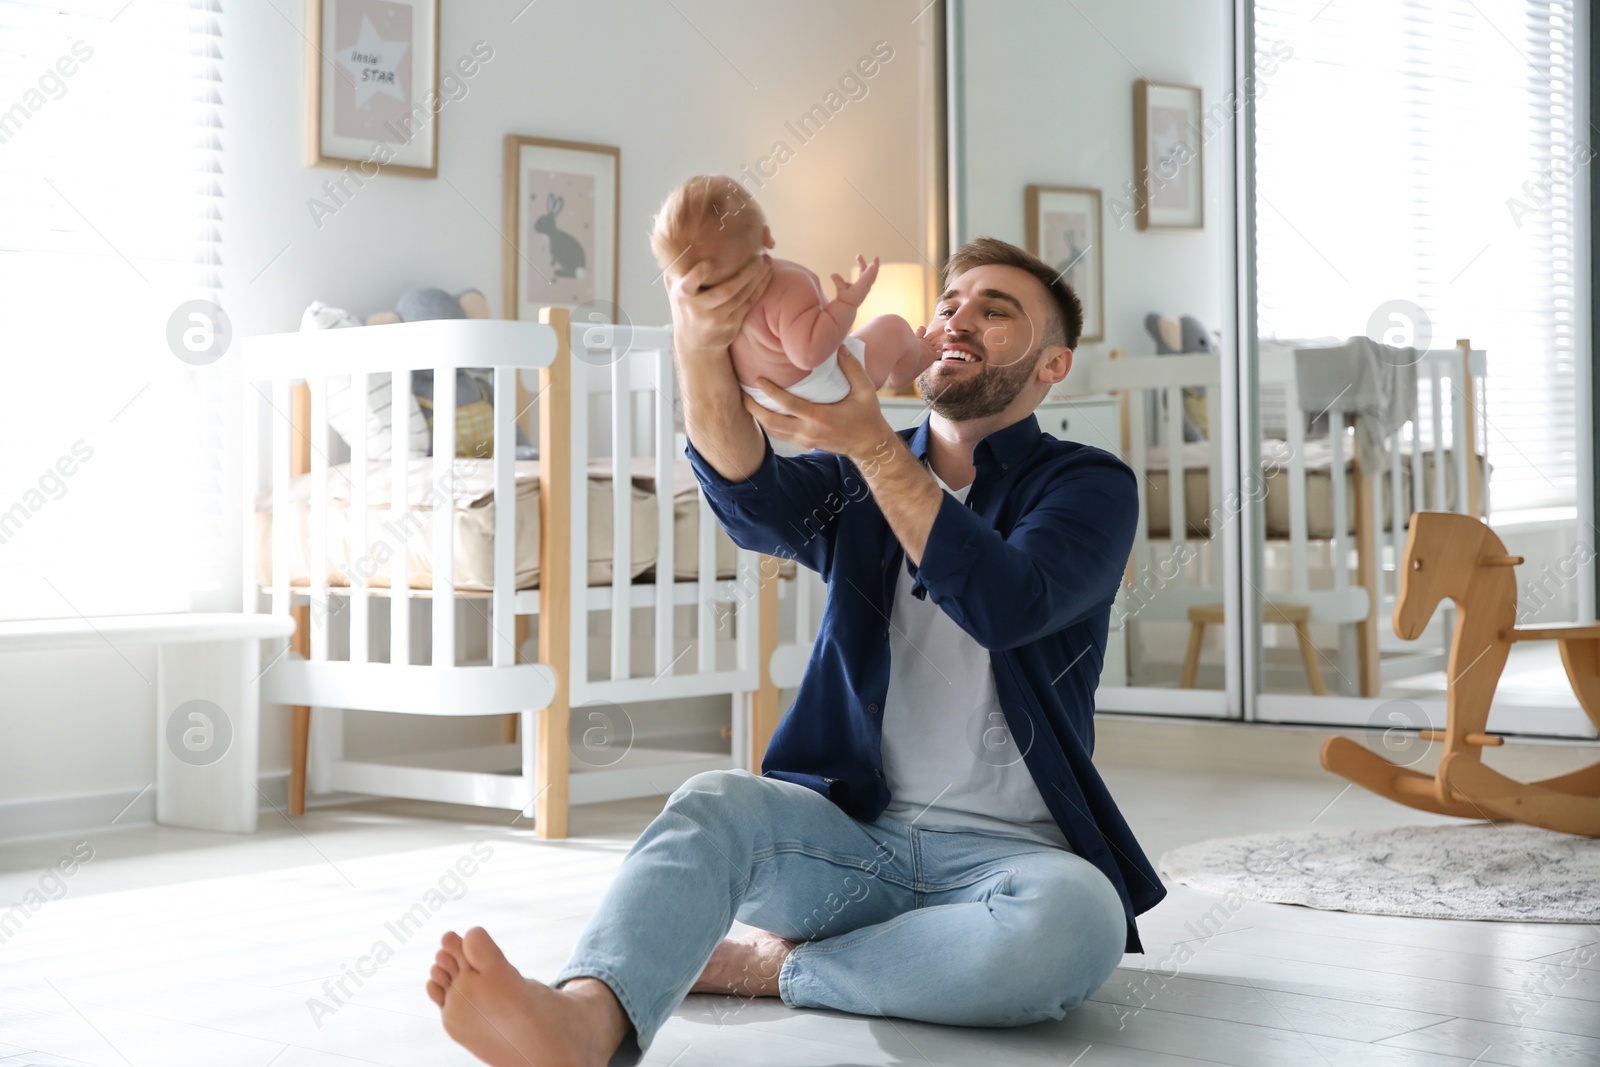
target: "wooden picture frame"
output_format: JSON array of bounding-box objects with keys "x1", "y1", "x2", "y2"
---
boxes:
[
  {"x1": 1026, "y1": 184, "x2": 1104, "y2": 344},
  {"x1": 306, "y1": 0, "x2": 441, "y2": 177},
  {"x1": 502, "y1": 135, "x2": 621, "y2": 320},
  {"x1": 1134, "y1": 79, "x2": 1203, "y2": 231}
]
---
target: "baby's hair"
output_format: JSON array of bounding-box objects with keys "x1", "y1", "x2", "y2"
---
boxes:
[{"x1": 650, "y1": 174, "x2": 766, "y2": 274}]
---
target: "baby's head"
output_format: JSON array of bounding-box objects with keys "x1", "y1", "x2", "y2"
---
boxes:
[{"x1": 650, "y1": 175, "x2": 773, "y2": 290}]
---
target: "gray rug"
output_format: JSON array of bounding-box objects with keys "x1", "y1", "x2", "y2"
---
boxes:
[{"x1": 1158, "y1": 823, "x2": 1600, "y2": 923}]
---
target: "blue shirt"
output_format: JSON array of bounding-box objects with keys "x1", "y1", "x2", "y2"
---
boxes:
[{"x1": 686, "y1": 411, "x2": 1166, "y2": 953}]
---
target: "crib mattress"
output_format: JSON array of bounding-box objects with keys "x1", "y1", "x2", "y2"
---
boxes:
[
  {"x1": 254, "y1": 457, "x2": 743, "y2": 592},
  {"x1": 1141, "y1": 441, "x2": 1488, "y2": 538}
]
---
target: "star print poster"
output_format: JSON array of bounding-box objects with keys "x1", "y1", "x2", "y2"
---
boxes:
[{"x1": 308, "y1": 0, "x2": 440, "y2": 177}]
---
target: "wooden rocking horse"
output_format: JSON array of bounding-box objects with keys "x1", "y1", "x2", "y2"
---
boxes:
[{"x1": 1320, "y1": 511, "x2": 1600, "y2": 837}]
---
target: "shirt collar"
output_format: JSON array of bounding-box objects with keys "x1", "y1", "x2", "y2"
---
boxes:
[{"x1": 907, "y1": 410, "x2": 1044, "y2": 469}]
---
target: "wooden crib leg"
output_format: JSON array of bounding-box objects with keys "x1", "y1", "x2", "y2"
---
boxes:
[
  {"x1": 1292, "y1": 618, "x2": 1327, "y2": 696},
  {"x1": 750, "y1": 558, "x2": 782, "y2": 769},
  {"x1": 502, "y1": 615, "x2": 530, "y2": 744},
  {"x1": 289, "y1": 603, "x2": 311, "y2": 816},
  {"x1": 1180, "y1": 618, "x2": 1207, "y2": 688},
  {"x1": 1353, "y1": 467, "x2": 1382, "y2": 697}
]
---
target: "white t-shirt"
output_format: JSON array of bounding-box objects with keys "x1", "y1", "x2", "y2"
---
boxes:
[{"x1": 878, "y1": 473, "x2": 1071, "y2": 851}]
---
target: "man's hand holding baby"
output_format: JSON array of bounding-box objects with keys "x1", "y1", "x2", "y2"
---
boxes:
[
  {"x1": 668, "y1": 254, "x2": 772, "y2": 361},
  {"x1": 743, "y1": 341, "x2": 896, "y2": 464}
]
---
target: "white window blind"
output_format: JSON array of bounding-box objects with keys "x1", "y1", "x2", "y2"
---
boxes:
[
  {"x1": 1254, "y1": 0, "x2": 1580, "y2": 512},
  {"x1": 0, "y1": 0, "x2": 225, "y2": 620}
]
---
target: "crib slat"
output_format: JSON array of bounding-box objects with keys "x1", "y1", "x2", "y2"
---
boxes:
[
  {"x1": 349, "y1": 373, "x2": 370, "y2": 664},
  {"x1": 432, "y1": 365, "x2": 456, "y2": 668},
  {"x1": 653, "y1": 349, "x2": 675, "y2": 680},
  {"x1": 1410, "y1": 403, "x2": 1425, "y2": 515},
  {"x1": 698, "y1": 492, "x2": 716, "y2": 672},
  {"x1": 1429, "y1": 369, "x2": 1445, "y2": 510},
  {"x1": 610, "y1": 355, "x2": 632, "y2": 681},
  {"x1": 1390, "y1": 421, "x2": 1405, "y2": 601},
  {"x1": 567, "y1": 354, "x2": 590, "y2": 699},
  {"x1": 1165, "y1": 385, "x2": 1187, "y2": 583},
  {"x1": 1204, "y1": 384, "x2": 1221, "y2": 551},
  {"x1": 492, "y1": 367, "x2": 516, "y2": 667},
  {"x1": 309, "y1": 377, "x2": 329, "y2": 661},
  {"x1": 1285, "y1": 387, "x2": 1309, "y2": 595},
  {"x1": 1329, "y1": 411, "x2": 1349, "y2": 593},
  {"x1": 1128, "y1": 388, "x2": 1149, "y2": 601},
  {"x1": 271, "y1": 379, "x2": 290, "y2": 618},
  {"x1": 390, "y1": 369, "x2": 411, "y2": 666},
  {"x1": 1450, "y1": 360, "x2": 1469, "y2": 516}
]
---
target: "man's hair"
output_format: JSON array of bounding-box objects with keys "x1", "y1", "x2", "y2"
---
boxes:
[
  {"x1": 649, "y1": 174, "x2": 766, "y2": 274},
  {"x1": 942, "y1": 236, "x2": 1084, "y2": 350}
]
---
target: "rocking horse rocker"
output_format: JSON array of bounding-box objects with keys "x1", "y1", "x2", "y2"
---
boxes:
[{"x1": 1321, "y1": 511, "x2": 1600, "y2": 837}]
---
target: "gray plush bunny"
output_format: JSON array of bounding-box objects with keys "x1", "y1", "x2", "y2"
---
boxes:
[{"x1": 533, "y1": 193, "x2": 587, "y2": 279}]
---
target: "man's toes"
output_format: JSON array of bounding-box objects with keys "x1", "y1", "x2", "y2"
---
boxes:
[
  {"x1": 435, "y1": 947, "x2": 460, "y2": 977},
  {"x1": 461, "y1": 927, "x2": 511, "y2": 974},
  {"x1": 439, "y1": 930, "x2": 469, "y2": 969},
  {"x1": 426, "y1": 979, "x2": 446, "y2": 1008},
  {"x1": 431, "y1": 964, "x2": 454, "y2": 992}
]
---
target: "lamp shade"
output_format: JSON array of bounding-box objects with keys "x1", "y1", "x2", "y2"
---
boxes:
[{"x1": 852, "y1": 262, "x2": 928, "y2": 330}]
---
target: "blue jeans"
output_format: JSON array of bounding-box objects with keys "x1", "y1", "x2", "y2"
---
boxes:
[{"x1": 552, "y1": 769, "x2": 1127, "y2": 1053}]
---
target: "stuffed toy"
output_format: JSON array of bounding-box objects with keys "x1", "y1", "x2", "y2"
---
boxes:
[
  {"x1": 1144, "y1": 312, "x2": 1215, "y2": 443},
  {"x1": 301, "y1": 287, "x2": 535, "y2": 460}
]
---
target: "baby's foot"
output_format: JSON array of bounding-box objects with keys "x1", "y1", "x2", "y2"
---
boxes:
[
  {"x1": 690, "y1": 929, "x2": 797, "y2": 998},
  {"x1": 427, "y1": 927, "x2": 625, "y2": 1066}
]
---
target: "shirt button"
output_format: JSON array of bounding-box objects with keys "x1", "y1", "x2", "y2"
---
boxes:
[
  {"x1": 882, "y1": 628, "x2": 890, "y2": 640},
  {"x1": 867, "y1": 703, "x2": 879, "y2": 714},
  {"x1": 874, "y1": 768, "x2": 883, "y2": 779}
]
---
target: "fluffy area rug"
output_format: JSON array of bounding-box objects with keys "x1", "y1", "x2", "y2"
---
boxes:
[{"x1": 1158, "y1": 822, "x2": 1600, "y2": 922}]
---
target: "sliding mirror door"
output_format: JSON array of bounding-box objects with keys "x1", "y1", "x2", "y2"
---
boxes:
[
  {"x1": 1245, "y1": 0, "x2": 1596, "y2": 737},
  {"x1": 948, "y1": 0, "x2": 1243, "y2": 717}
]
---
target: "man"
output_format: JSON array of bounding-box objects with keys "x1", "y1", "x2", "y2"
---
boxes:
[{"x1": 427, "y1": 237, "x2": 1165, "y2": 1067}]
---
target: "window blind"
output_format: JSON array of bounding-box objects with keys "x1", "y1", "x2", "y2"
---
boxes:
[
  {"x1": 0, "y1": 0, "x2": 225, "y2": 620},
  {"x1": 1253, "y1": 0, "x2": 1580, "y2": 512}
]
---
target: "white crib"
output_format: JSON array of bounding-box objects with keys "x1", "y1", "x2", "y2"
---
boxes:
[
  {"x1": 242, "y1": 310, "x2": 786, "y2": 838},
  {"x1": 1088, "y1": 340, "x2": 1489, "y2": 696}
]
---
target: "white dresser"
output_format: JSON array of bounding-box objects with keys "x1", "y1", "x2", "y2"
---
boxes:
[
  {"x1": 877, "y1": 392, "x2": 1129, "y2": 689},
  {"x1": 879, "y1": 392, "x2": 1122, "y2": 454}
]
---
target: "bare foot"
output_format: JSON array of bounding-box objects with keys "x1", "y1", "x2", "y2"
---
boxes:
[
  {"x1": 426, "y1": 927, "x2": 628, "y2": 1066},
  {"x1": 690, "y1": 929, "x2": 797, "y2": 997}
]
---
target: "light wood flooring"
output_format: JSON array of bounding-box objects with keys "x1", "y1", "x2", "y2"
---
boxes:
[{"x1": 0, "y1": 763, "x2": 1595, "y2": 1066}]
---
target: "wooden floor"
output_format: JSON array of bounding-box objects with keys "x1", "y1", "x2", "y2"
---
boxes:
[{"x1": 0, "y1": 762, "x2": 1595, "y2": 1066}]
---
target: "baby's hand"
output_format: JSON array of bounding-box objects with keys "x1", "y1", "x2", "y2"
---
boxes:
[{"x1": 829, "y1": 255, "x2": 880, "y2": 307}]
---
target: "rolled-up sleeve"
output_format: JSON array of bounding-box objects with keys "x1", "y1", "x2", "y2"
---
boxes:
[
  {"x1": 912, "y1": 453, "x2": 1138, "y2": 650},
  {"x1": 685, "y1": 435, "x2": 847, "y2": 574}
]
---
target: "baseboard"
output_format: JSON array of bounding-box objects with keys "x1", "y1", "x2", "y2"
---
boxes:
[
  {"x1": 0, "y1": 771, "x2": 301, "y2": 845},
  {"x1": 1094, "y1": 713, "x2": 1600, "y2": 782}
]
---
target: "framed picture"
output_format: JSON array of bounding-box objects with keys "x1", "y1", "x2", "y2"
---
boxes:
[
  {"x1": 1025, "y1": 184, "x2": 1104, "y2": 344},
  {"x1": 502, "y1": 135, "x2": 620, "y2": 319},
  {"x1": 306, "y1": 0, "x2": 441, "y2": 177},
  {"x1": 1134, "y1": 80, "x2": 1203, "y2": 231}
]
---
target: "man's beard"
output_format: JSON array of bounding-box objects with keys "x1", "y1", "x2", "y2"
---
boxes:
[{"x1": 915, "y1": 343, "x2": 1041, "y2": 422}]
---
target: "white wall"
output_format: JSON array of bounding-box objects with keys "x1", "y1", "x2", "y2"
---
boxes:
[
  {"x1": 954, "y1": 0, "x2": 1235, "y2": 381},
  {"x1": 0, "y1": 0, "x2": 933, "y2": 834}
]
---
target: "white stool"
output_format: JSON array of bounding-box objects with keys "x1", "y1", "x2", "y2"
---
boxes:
[{"x1": 0, "y1": 613, "x2": 294, "y2": 832}]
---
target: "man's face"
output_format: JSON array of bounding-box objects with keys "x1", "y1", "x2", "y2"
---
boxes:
[{"x1": 915, "y1": 264, "x2": 1061, "y2": 422}]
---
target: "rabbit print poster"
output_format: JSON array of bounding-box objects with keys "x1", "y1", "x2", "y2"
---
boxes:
[
  {"x1": 524, "y1": 171, "x2": 596, "y2": 306},
  {"x1": 504, "y1": 136, "x2": 619, "y2": 319},
  {"x1": 1025, "y1": 185, "x2": 1103, "y2": 343}
]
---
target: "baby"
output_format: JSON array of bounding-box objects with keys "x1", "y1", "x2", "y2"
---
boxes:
[{"x1": 651, "y1": 175, "x2": 936, "y2": 411}]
